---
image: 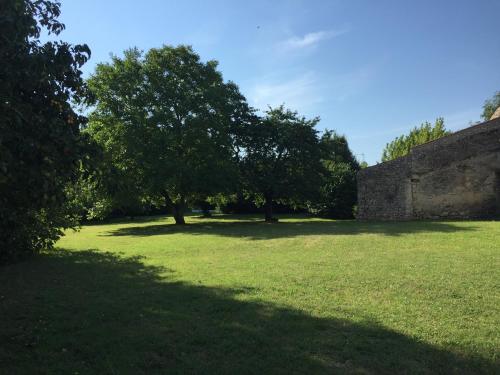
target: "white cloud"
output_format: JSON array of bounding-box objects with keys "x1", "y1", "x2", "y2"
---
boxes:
[
  {"x1": 248, "y1": 72, "x2": 323, "y2": 114},
  {"x1": 281, "y1": 29, "x2": 348, "y2": 50}
]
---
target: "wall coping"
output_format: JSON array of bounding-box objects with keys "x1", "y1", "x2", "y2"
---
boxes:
[{"x1": 361, "y1": 116, "x2": 500, "y2": 173}]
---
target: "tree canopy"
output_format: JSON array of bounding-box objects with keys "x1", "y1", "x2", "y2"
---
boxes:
[
  {"x1": 481, "y1": 91, "x2": 500, "y2": 121},
  {"x1": 0, "y1": 0, "x2": 91, "y2": 262},
  {"x1": 239, "y1": 106, "x2": 323, "y2": 221},
  {"x1": 311, "y1": 130, "x2": 360, "y2": 218},
  {"x1": 86, "y1": 46, "x2": 253, "y2": 224},
  {"x1": 381, "y1": 118, "x2": 450, "y2": 162}
]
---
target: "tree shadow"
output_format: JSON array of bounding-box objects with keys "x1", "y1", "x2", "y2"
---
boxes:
[
  {"x1": 102, "y1": 216, "x2": 478, "y2": 240},
  {"x1": 0, "y1": 250, "x2": 494, "y2": 374}
]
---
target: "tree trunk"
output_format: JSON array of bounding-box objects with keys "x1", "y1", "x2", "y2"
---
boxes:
[
  {"x1": 163, "y1": 191, "x2": 186, "y2": 225},
  {"x1": 264, "y1": 195, "x2": 275, "y2": 222},
  {"x1": 173, "y1": 201, "x2": 186, "y2": 225}
]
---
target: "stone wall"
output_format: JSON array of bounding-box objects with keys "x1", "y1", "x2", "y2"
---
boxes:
[
  {"x1": 357, "y1": 117, "x2": 500, "y2": 220},
  {"x1": 357, "y1": 157, "x2": 413, "y2": 220}
]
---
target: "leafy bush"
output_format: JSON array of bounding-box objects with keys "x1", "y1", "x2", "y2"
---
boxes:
[
  {"x1": 0, "y1": 1, "x2": 90, "y2": 262},
  {"x1": 307, "y1": 131, "x2": 359, "y2": 219},
  {"x1": 314, "y1": 162, "x2": 358, "y2": 219},
  {"x1": 381, "y1": 118, "x2": 449, "y2": 162}
]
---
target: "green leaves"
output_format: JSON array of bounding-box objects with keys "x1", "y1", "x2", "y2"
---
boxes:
[
  {"x1": 240, "y1": 106, "x2": 323, "y2": 219},
  {"x1": 0, "y1": 0, "x2": 91, "y2": 262},
  {"x1": 86, "y1": 45, "x2": 253, "y2": 223},
  {"x1": 309, "y1": 130, "x2": 360, "y2": 219},
  {"x1": 381, "y1": 118, "x2": 449, "y2": 162},
  {"x1": 481, "y1": 91, "x2": 500, "y2": 121}
]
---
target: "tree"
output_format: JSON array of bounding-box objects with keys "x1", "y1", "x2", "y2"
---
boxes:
[
  {"x1": 481, "y1": 91, "x2": 500, "y2": 121},
  {"x1": 86, "y1": 46, "x2": 252, "y2": 224},
  {"x1": 311, "y1": 130, "x2": 360, "y2": 219},
  {"x1": 65, "y1": 154, "x2": 149, "y2": 221},
  {"x1": 381, "y1": 118, "x2": 449, "y2": 162},
  {"x1": 240, "y1": 106, "x2": 323, "y2": 222},
  {"x1": 0, "y1": 0, "x2": 91, "y2": 262}
]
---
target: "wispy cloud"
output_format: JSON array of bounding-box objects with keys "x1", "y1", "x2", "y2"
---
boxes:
[
  {"x1": 280, "y1": 29, "x2": 348, "y2": 50},
  {"x1": 328, "y1": 65, "x2": 377, "y2": 102},
  {"x1": 246, "y1": 62, "x2": 377, "y2": 115},
  {"x1": 248, "y1": 72, "x2": 323, "y2": 114}
]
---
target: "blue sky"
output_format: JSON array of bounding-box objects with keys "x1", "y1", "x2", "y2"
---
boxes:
[{"x1": 57, "y1": 0, "x2": 500, "y2": 164}]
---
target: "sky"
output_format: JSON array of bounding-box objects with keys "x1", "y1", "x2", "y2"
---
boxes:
[{"x1": 55, "y1": 0, "x2": 500, "y2": 165}]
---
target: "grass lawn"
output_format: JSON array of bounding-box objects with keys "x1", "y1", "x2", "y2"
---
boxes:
[{"x1": 1, "y1": 215, "x2": 499, "y2": 374}]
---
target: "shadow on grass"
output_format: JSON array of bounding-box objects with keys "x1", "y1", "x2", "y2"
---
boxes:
[
  {"x1": 0, "y1": 250, "x2": 494, "y2": 374},
  {"x1": 102, "y1": 217, "x2": 477, "y2": 240}
]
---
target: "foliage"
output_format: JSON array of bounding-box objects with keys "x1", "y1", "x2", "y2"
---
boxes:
[
  {"x1": 311, "y1": 130, "x2": 360, "y2": 218},
  {"x1": 481, "y1": 91, "x2": 500, "y2": 121},
  {"x1": 65, "y1": 171, "x2": 113, "y2": 221},
  {"x1": 381, "y1": 118, "x2": 450, "y2": 162},
  {"x1": 86, "y1": 46, "x2": 253, "y2": 224},
  {"x1": 219, "y1": 193, "x2": 305, "y2": 214},
  {"x1": 239, "y1": 106, "x2": 323, "y2": 221},
  {"x1": 318, "y1": 163, "x2": 358, "y2": 218},
  {"x1": 0, "y1": 0, "x2": 90, "y2": 262}
]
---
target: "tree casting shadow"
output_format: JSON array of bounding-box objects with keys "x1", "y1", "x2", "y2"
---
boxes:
[
  {"x1": 102, "y1": 216, "x2": 477, "y2": 240},
  {"x1": 0, "y1": 250, "x2": 494, "y2": 374}
]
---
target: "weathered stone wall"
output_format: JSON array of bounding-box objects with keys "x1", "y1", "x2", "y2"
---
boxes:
[
  {"x1": 357, "y1": 157, "x2": 413, "y2": 220},
  {"x1": 357, "y1": 117, "x2": 500, "y2": 220},
  {"x1": 410, "y1": 119, "x2": 500, "y2": 219}
]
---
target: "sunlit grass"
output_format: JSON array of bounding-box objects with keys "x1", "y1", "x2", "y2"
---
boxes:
[{"x1": 1, "y1": 215, "x2": 498, "y2": 373}]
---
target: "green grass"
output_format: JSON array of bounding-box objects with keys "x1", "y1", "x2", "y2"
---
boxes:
[{"x1": 1, "y1": 215, "x2": 499, "y2": 374}]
